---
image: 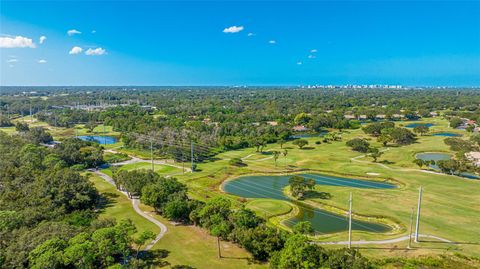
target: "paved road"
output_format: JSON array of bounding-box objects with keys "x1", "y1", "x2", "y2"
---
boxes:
[
  {"x1": 91, "y1": 169, "x2": 168, "y2": 251},
  {"x1": 315, "y1": 233, "x2": 452, "y2": 246}
]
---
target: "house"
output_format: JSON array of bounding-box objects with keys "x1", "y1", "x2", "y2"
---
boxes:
[
  {"x1": 465, "y1": 152, "x2": 480, "y2": 167},
  {"x1": 344, "y1": 115, "x2": 356, "y2": 120},
  {"x1": 292, "y1": 125, "x2": 308, "y2": 132},
  {"x1": 392, "y1": 114, "x2": 404, "y2": 119},
  {"x1": 267, "y1": 121, "x2": 278, "y2": 126},
  {"x1": 376, "y1": 114, "x2": 386, "y2": 119},
  {"x1": 429, "y1": 112, "x2": 438, "y2": 117}
]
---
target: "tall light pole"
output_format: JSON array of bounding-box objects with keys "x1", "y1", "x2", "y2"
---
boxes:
[
  {"x1": 150, "y1": 139, "x2": 154, "y2": 172},
  {"x1": 191, "y1": 142, "x2": 194, "y2": 172},
  {"x1": 348, "y1": 192, "x2": 353, "y2": 249},
  {"x1": 415, "y1": 186, "x2": 423, "y2": 243}
]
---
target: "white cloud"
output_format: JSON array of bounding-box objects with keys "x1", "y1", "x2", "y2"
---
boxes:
[
  {"x1": 67, "y1": 29, "x2": 82, "y2": 36},
  {"x1": 308, "y1": 54, "x2": 316, "y2": 59},
  {"x1": 310, "y1": 49, "x2": 317, "y2": 53},
  {"x1": 38, "y1": 59, "x2": 47, "y2": 64},
  {"x1": 223, "y1": 25, "x2": 244, "y2": 34},
  {"x1": 91, "y1": 30, "x2": 96, "y2": 34},
  {"x1": 247, "y1": 32, "x2": 254, "y2": 37},
  {"x1": 7, "y1": 59, "x2": 18, "y2": 63},
  {"x1": 268, "y1": 40, "x2": 276, "y2": 44},
  {"x1": 85, "y1": 47, "x2": 106, "y2": 56},
  {"x1": 39, "y1": 36, "x2": 47, "y2": 44},
  {"x1": 0, "y1": 36, "x2": 36, "y2": 48},
  {"x1": 297, "y1": 61, "x2": 302, "y2": 65},
  {"x1": 69, "y1": 46, "x2": 83, "y2": 54}
]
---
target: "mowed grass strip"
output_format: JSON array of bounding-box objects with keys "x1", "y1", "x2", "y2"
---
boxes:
[
  {"x1": 88, "y1": 174, "x2": 159, "y2": 236},
  {"x1": 246, "y1": 199, "x2": 292, "y2": 218}
]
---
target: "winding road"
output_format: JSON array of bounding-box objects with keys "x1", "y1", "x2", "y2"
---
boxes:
[{"x1": 91, "y1": 169, "x2": 168, "y2": 251}]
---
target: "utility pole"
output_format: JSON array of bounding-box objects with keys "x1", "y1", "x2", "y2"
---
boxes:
[
  {"x1": 182, "y1": 149, "x2": 185, "y2": 174},
  {"x1": 150, "y1": 139, "x2": 154, "y2": 172},
  {"x1": 408, "y1": 207, "x2": 414, "y2": 248},
  {"x1": 191, "y1": 142, "x2": 194, "y2": 172},
  {"x1": 217, "y1": 237, "x2": 222, "y2": 258},
  {"x1": 415, "y1": 186, "x2": 423, "y2": 243},
  {"x1": 348, "y1": 192, "x2": 353, "y2": 249},
  {"x1": 29, "y1": 104, "x2": 32, "y2": 122}
]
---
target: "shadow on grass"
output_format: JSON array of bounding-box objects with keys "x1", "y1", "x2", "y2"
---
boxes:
[
  {"x1": 379, "y1": 160, "x2": 395, "y2": 165},
  {"x1": 300, "y1": 147, "x2": 315, "y2": 150},
  {"x1": 96, "y1": 192, "x2": 119, "y2": 212},
  {"x1": 304, "y1": 191, "x2": 332, "y2": 200},
  {"x1": 142, "y1": 249, "x2": 170, "y2": 267}
]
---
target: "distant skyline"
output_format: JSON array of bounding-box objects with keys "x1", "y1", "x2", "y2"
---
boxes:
[{"x1": 1, "y1": 1, "x2": 479, "y2": 86}]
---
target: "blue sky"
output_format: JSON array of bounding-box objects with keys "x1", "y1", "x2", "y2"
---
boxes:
[{"x1": 1, "y1": 1, "x2": 479, "y2": 86}]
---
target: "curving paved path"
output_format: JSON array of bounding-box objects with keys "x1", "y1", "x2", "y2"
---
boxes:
[
  {"x1": 91, "y1": 169, "x2": 168, "y2": 251},
  {"x1": 105, "y1": 149, "x2": 190, "y2": 172},
  {"x1": 315, "y1": 233, "x2": 452, "y2": 246}
]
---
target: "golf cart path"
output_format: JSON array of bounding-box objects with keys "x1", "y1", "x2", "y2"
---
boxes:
[
  {"x1": 91, "y1": 169, "x2": 167, "y2": 251},
  {"x1": 105, "y1": 149, "x2": 190, "y2": 172},
  {"x1": 315, "y1": 233, "x2": 452, "y2": 246}
]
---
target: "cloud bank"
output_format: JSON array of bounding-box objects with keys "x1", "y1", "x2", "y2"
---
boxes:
[{"x1": 0, "y1": 36, "x2": 36, "y2": 48}]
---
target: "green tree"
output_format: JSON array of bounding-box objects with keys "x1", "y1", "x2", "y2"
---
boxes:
[
  {"x1": 289, "y1": 175, "x2": 315, "y2": 199},
  {"x1": 294, "y1": 113, "x2": 311, "y2": 125},
  {"x1": 15, "y1": 121, "x2": 30, "y2": 132},
  {"x1": 413, "y1": 124, "x2": 430, "y2": 136},
  {"x1": 367, "y1": 147, "x2": 383, "y2": 162},
  {"x1": 272, "y1": 151, "x2": 281, "y2": 167},
  {"x1": 133, "y1": 230, "x2": 156, "y2": 258},
  {"x1": 292, "y1": 139, "x2": 308, "y2": 149},
  {"x1": 292, "y1": 221, "x2": 314, "y2": 235},
  {"x1": 346, "y1": 138, "x2": 370, "y2": 153},
  {"x1": 28, "y1": 238, "x2": 67, "y2": 269},
  {"x1": 413, "y1": 159, "x2": 425, "y2": 168},
  {"x1": 63, "y1": 232, "x2": 97, "y2": 268},
  {"x1": 270, "y1": 234, "x2": 327, "y2": 269},
  {"x1": 449, "y1": 117, "x2": 463, "y2": 129}
]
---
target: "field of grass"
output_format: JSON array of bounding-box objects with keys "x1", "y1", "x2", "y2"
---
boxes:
[
  {"x1": 88, "y1": 174, "x2": 159, "y2": 237},
  {"x1": 246, "y1": 199, "x2": 292, "y2": 219},
  {"x1": 165, "y1": 118, "x2": 480, "y2": 258},
  {"x1": 102, "y1": 162, "x2": 185, "y2": 177},
  {"x1": 88, "y1": 173, "x2": 265, "y2": 268}
]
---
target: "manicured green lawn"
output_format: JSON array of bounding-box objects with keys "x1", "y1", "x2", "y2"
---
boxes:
[
  {"x1": 88, "y1": 174, "x2": 159, "y2": 237},
  {"x1": 88, "y1": 173, "x2": 266, "y2": 269},
  {"x1": 246, "y1": 199, "x2": 292, "y2": 218},
  {"x1": 168, "y1": 118, "x2": 480, "y2": 257}
]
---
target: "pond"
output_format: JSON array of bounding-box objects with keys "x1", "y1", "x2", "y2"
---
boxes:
[
  {"x1": 405, "y1": 123, "x2": 435, "y2": 128},
  {"x1": 415, "y1": 152, "x2": 450, "y2": 170},
  {"x1": 78, "y1": 135, "x2": 117, "y2": 145},
  {"x1": 415, "y1": 152, "x2": 479, "y2": 179},
  {"x1": 432, "y1": 132, "x2": 462, "y2": 137},
  {"x1": 223, "y1": 173, "x2": 395, "y2": 234}
]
